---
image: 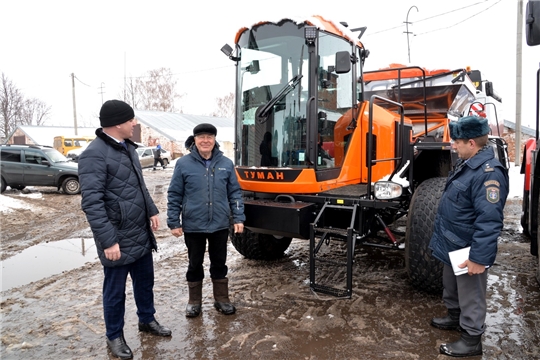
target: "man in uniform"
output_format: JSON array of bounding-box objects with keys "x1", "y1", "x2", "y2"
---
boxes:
[{"x1": 429, "y1": 115, "x2": 509, "y2": 357}]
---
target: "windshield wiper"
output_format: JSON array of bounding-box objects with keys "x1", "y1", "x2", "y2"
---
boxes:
[{"x1": 256, "y1": 74, "x2": 303, "y2": 124}]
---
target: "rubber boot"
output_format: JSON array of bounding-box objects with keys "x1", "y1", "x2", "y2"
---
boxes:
[
  {"x1": 212, "y1": 278, "x2": 236, "y2": 315},
  {"x1": 431, "y1": 308, "x2": 461, "y2": 330},
  {"x1": 185, "y1": 281, "x2": 202, "y2": 318},
  {"x1": 439, "y1": 331, "x2": 482, "y2": 357}
]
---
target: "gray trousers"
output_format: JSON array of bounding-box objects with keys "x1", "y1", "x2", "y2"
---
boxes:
[{"x1": 442, "y1": 264, "x2": 488, "y2": 336}]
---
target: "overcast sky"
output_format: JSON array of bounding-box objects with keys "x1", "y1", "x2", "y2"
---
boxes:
[{"x1": 2, "y1": 0, "x2": 539, "y2": 129}]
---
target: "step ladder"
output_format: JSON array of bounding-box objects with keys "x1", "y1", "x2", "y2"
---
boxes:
[{"x1": 309, "y1": 202, "x2": 358, "y2": 298}]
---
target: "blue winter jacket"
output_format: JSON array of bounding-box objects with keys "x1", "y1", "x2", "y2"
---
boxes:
[
  {"x1": 79, "y1": 129, "x2": 159, "y2": 267},
  {"x1": 429, "y1": 147, "x2": 509, "y2": 267},
  {"x1": 167, "y1": 146, "x2": 245, "y2": 233}
]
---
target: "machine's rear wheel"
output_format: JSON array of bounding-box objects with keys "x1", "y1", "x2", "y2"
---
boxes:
[
  {"x1": 405, "y1": 177, "x2": 445, "y2": 294},
  {"x1": 230, "y1": 226, "x2": 292, "y2": 260}
]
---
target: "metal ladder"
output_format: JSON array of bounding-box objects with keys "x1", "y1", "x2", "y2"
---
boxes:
[{"x1": 309, "y1": 202, "x2": 358, "y2": 298}]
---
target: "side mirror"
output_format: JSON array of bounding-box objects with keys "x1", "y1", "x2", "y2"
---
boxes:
[
  {"x1": 485, "y1": 82, "x2": 502, "y2": 102},
  {"x1": 526, "y1": 0, "x2": 540, "y2": 46},
  {"x1": 335, "y1": 51, "x2": 351, "y2": 74},
  {"x1": 221, "y1": 44, "x2": 240, "y2": 61}
]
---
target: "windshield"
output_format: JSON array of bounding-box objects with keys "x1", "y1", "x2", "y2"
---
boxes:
[
  {"x1": 235, "y1": 20, "x2": 357, "y2": 169},
  {"x1": 236, "y1": 21, "x2": 309, "y2": 168},
  {"x1": 43, "y1": 148, "x2": 70, "y2": 163}
]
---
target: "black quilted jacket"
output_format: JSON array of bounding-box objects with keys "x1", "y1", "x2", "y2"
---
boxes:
[{"x1": 79, "y1": 129, "x2": 159, "y2": 267}]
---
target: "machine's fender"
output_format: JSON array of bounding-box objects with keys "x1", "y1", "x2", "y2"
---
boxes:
[{"x1": 523, "y1": 138, "x2": 536, "y2": 192}]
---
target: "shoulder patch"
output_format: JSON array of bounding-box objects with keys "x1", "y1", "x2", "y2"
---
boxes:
[
  {"x1": 483, "y1": 163, "x2": 494, "y2": 172},
  {"x1": 486, "y1": 186, "x2": 500, "y2": 203},
  {"x1": 484, "y1": 180, "x2": 500, "y2": 187}
]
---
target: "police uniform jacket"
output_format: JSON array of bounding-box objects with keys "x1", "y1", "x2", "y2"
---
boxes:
[
  {"x1": 167, "y1": 145, "x2": 245, "y2": 233},
  {"x1": 429, "y1": 147, "x2": 509, "y2": 267},
  {"x1": 79, "y1": 129, "x2": 159, "y2": 267}
]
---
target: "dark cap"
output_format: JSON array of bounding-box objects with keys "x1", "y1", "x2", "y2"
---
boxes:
[
  {"x1": 193, "y1": 123, "x2": 217, "y2": 137},
  {"x1": 449, "y1": 116, "x2": 490, "y2": 140},
  {"x1": 99, "y1": 100, "x2": 135, "y2": 127}
]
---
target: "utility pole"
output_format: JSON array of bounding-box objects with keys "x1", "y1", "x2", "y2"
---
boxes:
[
  {"x1": 515, "y1": 0, "x2": 523, "y2": 167},
  {"x1": 124, "y1": 52, "x2": 127, "y2": 102},
  {"x1": 98, "y1": 82, "x2": 105, "y2": 104},
  {"x1": 404, "y1": 6, "x2": 419, "y2": 63},
  {"x1": 71, "y1": 73, "x2": 78, "y2": 135}
]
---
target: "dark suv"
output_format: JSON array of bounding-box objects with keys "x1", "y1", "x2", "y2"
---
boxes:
[{"x1": 0, "y1": 144, "x2": 80, "y2": 195}]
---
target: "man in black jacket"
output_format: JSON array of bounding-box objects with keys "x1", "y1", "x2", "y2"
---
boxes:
[{"x1": 79, "y1": 100, "x2": 171, "y2": 360}]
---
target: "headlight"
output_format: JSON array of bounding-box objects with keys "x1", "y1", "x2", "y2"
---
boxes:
[{"x1": 374, "y1": 181, "x2": 403, "y2": 200}]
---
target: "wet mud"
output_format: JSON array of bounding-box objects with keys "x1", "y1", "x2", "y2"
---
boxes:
[{"x1": 1, "y1": 170, "x2": 539, "y2": 359}]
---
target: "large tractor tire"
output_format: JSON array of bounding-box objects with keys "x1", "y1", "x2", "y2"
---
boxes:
[
  {"x1": 534, "y1": 195, "x2": 540, "y2": 257},
  {"x1": 230, "y1": 226, "x2": 292, "y2": 260},
  {"x1": 522, "y1": 188, "x2": 531, "y2": 238},
  {"x1": 405, "y1": 177, "x2": 446, "y2": 294}
]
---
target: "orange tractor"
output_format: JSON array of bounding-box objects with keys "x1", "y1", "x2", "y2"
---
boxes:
[{"x1": 221, "y1": 15, "x2": 509, "y2": 297}]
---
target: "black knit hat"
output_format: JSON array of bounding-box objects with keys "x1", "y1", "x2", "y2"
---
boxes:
[
  {"x1": 193, "y1": 123, "x2": 217, "y2": 136},
  {"x1": 99, "y1": 100, "x2": 135, "y2": 127}
]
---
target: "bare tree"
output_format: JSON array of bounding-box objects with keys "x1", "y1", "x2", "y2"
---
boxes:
[
  {"x1": 1, "y1": 73, "x2": 24, "y2": 139},
  {"x1": 211, "y1": 92, "x2": 234, "y2": 118},
  {"x1": 130, "y1": 67, "x2": 182, "y2": 112},
  {"x1": 1, "y1": 73, "x2": 51, "y2": 140},
  {"x1": 20, "y1": 98, "x2": 51, "y2": 126}
]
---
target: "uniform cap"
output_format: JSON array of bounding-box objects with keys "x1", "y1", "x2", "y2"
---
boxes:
[{"x1": 449, "y1": 116, "x2": 490, "y2": 140}]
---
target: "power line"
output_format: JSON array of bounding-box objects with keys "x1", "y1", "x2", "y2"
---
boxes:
[
  {"x1": 416, "y1": 0, "x2": 502, "y2": 35},
  {"x1": 367, "y1": 0, "x2": 501, "y2": 36},
  {"x1": 73, "y1": 74, "x2": 91, "y2": 87},
  {"x1": 414, "y1": 0, "x2": 491, "y2": 24}
]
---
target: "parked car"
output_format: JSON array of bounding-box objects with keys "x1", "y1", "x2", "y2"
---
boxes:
[
  {"x1": 66, "y1": 142, "x2": 90, "y2": 162},
  {"x1": 0, "y1": 144, "x2": 80, "y2": 195},
  {"x1": 136, "y1": 146, "x2": 171, "y2": 169}
]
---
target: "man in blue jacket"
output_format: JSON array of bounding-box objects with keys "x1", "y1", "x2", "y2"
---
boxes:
[
  {"x1": 429, "y1": 115, "x2": 509, "y2": 357},
  {"x1": 79, "y1": 100, "x2": 171, "y2": 360},
  {"x1": 167, "y1": 123, "x2": 245, "y2": 318}
]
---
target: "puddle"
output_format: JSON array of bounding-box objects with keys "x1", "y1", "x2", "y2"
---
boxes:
[{"x1": 1, "y1": 238, "x2": 98, "y2": 291}]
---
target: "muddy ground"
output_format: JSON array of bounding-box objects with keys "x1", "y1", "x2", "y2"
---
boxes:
[{"x1": 1, "y1": 169, "x2": 539, "y2": 360}]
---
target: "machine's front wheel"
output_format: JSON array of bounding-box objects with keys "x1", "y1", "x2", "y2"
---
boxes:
[
  {"x1": 230, "y1": 226, "x2": 292, "y2": 260},
  {"x1": 405, "y1": 177, "x2": 446, "y2": 294}
]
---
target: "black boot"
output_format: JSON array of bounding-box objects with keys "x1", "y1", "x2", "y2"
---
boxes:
[
  {"x1": 431, "y1": 308, "x2": 461, "y2": 330},
  {"x1": 440, "y1": 331, "x2": 482, "y2": 357},
  {"x1": 106, "y1": 333, "x2": 133, "y2": 359},
  {"x1": 186, "y1": 281, "x2": 203, "y2": 318},
  {"x1": 212, "y1": 278, "x2": 236, "y2": 315}
]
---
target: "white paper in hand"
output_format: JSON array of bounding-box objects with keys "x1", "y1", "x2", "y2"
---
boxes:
[{"x1": 448, "y1": 247, "x2": 470, "y2": 276}]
